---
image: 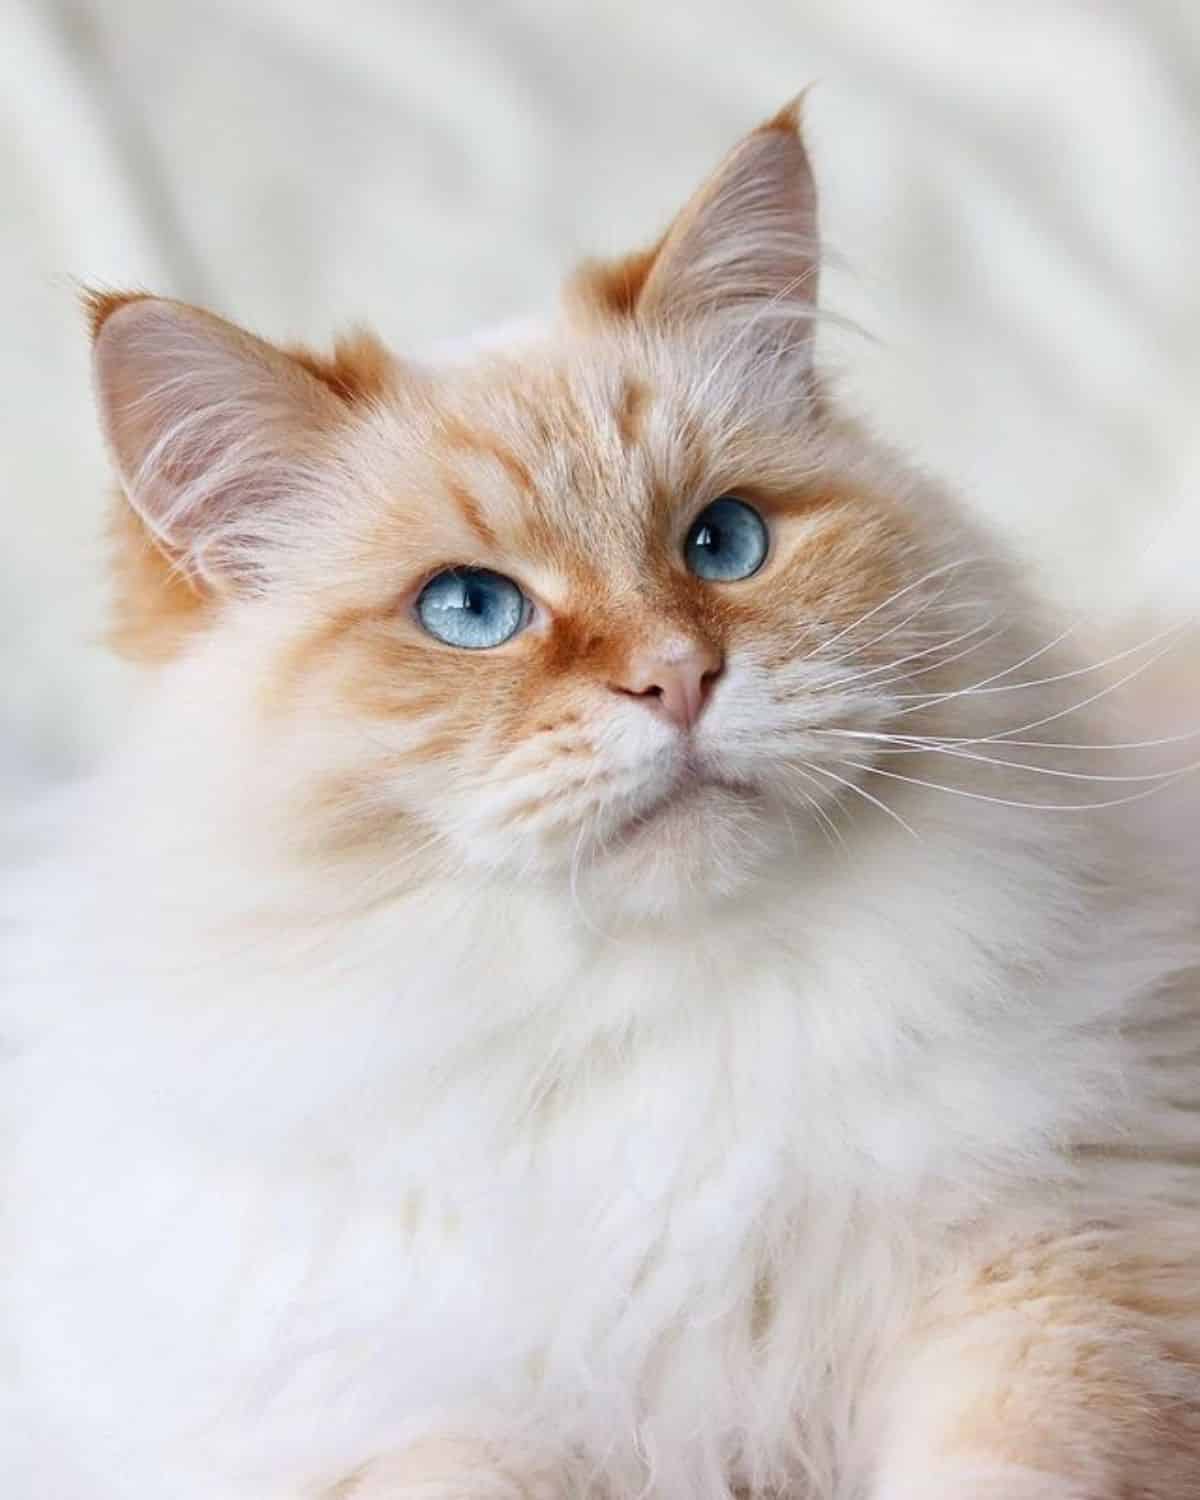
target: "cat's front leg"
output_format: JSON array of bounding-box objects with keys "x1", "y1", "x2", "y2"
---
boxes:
[
  {"x1": 328, "y1": 1437, "x2": 567, "y2": 1500},
  {"x1": 869, "y1": 1221, "x2": 1200, "y2": 1500}
]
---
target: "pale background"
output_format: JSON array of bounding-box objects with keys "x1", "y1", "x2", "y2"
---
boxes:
[{"x1": 3, "y1": 0, "x2": 1199, "y2": 823}]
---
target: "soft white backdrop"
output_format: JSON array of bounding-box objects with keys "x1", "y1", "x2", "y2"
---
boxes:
[{"x1": 3, "y1": 0, "x2": 1199, "y2": 822}]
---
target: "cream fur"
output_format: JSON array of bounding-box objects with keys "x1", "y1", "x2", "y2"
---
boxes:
[{"x1": 2, "y1": 114, "x2": 1199, "y2": 1500}]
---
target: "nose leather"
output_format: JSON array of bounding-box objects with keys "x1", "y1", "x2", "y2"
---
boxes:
[{"x1": 611, "y1": 639, "x2": 724, "y2": 730}]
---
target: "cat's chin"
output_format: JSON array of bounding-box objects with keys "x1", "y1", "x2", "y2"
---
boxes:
[
  {"x1": 574, "y1": 782, "x2": 779, "y2": 921},
  {"x1": 608, "y1": 776, "x2": 757, "y2": 850}
]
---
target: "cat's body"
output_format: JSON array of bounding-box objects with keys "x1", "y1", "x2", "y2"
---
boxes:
[{"x1": 3, "y1": 104, "x2": 1199, "y2": 1499}]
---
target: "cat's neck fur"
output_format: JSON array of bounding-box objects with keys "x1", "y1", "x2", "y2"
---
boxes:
[{"x1": 22, "y1": 610, "x2": 1132, "y2": 1231}]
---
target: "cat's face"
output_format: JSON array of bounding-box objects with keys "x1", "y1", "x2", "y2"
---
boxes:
[
  {"x1": 284, "y1": 337, "x2": 937, "y2": 913},
  {"x1": 90, "y1": 104, "x2": 988, "y2": 916}
]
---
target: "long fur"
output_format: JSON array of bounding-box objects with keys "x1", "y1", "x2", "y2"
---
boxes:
[{"x1": 2, "y1": 107, "x2": 1198, "y2": 1500}]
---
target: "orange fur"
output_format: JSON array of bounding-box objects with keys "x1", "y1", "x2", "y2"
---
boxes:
[
  {"x1": 615, "y1": 376, "x2": 649, "y2": 449},
  {"x1": 288, "y1": 330, "x2": 395, "y2": 406},
  {"x1": 225, "y1": 333, "x2": 912, "y2": 833},
  {"x1": 106, "y1": 493, "x2": 212, "y2": 664},
  {"x1": 878, "y1": 1223, "x2": 1200, "y2": 1497},
  {"x1": 82, "y1": 286, "x2": 152, "y2": 341},
  {"x1": 566, "y1": 240, "x2": 666, "y2": 324}
]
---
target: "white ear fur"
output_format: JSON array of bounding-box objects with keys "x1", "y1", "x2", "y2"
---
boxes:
[
  {"x1": 637, "y1": 99, "x2": 820, "y2": 343},
  {"x1": 92, "y1": 297, "x2": 345, "y2": 592}
]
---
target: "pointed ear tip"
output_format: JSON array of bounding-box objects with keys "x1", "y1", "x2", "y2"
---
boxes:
[
  {"x1": 760, "y1": 92, "x2": 810, "y2": 139},
  {"x1": 82, "y1": 287, "x2": 156, "y2": 345}
]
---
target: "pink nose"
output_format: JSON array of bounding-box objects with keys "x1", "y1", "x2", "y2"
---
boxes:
[{"x1": 611, "y1": 639, "x2": 724, "y2": 731}]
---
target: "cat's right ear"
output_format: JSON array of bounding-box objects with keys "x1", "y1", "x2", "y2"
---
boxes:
[
  {"x1": 89, "y1": 293, "x2": 347, "y2": 594},
  {"x1": 567, "y1": 98, "x2": 820, "y2": 358}
]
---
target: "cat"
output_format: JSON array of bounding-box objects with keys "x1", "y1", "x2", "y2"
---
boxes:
[{"x1": 2, "y1": 97, "x2": 1199, "y2": 1500}]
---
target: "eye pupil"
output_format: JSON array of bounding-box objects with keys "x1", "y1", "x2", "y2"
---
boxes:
[
  {"x1": 416, "y1": 568, "x2": 528, "y2": 649},
  {"x1": 685, "y1": 497, "x2": 768, "y2": 582}
]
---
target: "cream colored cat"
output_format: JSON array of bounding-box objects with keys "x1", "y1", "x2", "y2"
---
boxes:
[{"x1": 2, "y1": 101, "x2": 1199, "y2": 1500}]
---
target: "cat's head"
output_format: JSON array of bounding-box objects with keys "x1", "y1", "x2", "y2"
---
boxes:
[{"x1": 90, "y1": 102, "x2": 1000, "y2": 919}]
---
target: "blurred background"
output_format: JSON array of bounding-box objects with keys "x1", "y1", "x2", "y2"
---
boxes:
[{"x1": 3, "y1": 0, "x2": 1199, "y2": 827}]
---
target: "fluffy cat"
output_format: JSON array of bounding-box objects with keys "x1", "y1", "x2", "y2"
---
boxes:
[{"x1": 3, "y1": 100, "x2": 1199, "y2": 1500}]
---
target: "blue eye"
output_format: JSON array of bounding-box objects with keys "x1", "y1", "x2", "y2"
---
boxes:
[
  {"x1": 416, "y1": 568, "x2": 529, "y2": 649},
  {"x1": 684, "y1": 497, "x2": 769, "y2": 581}
]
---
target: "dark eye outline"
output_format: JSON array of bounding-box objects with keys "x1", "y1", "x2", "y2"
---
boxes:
[
  {"x1": 682, "y1": 496, "x2": 770, "y2": 582},
  {"x1": 413, "y1": 566, "x2": 534, "y2": 650}
]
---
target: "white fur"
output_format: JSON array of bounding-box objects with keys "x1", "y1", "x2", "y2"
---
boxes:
[
  {"x1": 4, "y1": 291, "x2": 1199, "y2": 1495},
  {"x1": 4, "y1": 518, "x2": 1197, "y2": 1500}
]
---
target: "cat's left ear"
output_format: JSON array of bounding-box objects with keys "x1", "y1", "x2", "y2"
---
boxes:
[{"x1": 570, "y1": 97, "x2": 819, "y2": 348}]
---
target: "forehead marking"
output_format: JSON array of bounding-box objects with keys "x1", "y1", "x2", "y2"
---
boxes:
[
  {"x1": 442, "y1": 475, "x2": 500, "y2": 551},
  {"x1": 616, "y1": 376, "x2": 649, "y2": 449},
  {"x1": 439, "y1": 412, "x2": 536, "y2": 498}
]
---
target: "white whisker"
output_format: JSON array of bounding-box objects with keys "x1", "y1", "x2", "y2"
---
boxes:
[
  {"x1": 816, "y1": 582, "x2": 966, "y2": 669},
  {"x1": 795, "y1": 759, "x2": 922, "y2": 841},
  {"x1": 936, "y1": 623, "x2": 1195, "y2": 743},
  {"x1": 894, "y1": 616, "x2": 1190, "y2": 714},
  {"x1": 845, "y1": 758, "x2": 1198, "y2": 814},
  {"x1": 818, "y1": 737, "x2": 1200, "y2": 786},
  {"x1": 819, "y1": 615, "x2": 1004, "y2": 694},
  {"x1": 814, "y1": 725, "x2": 1200, "y2": 755},
  {"x1": 786, "y1": 769, "x2": 848, "y2": 854},
  {"x1": 805, "y1": 557, "x2": 983, "y2": 662}
]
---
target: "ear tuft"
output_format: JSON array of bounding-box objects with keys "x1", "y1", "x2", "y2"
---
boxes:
[
  {"x1": 760, "y1": 92, "x2": 806, "y2": 138},
  {"x1": 81, "y1": 285, "x2": 152, "y2": 342}
]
